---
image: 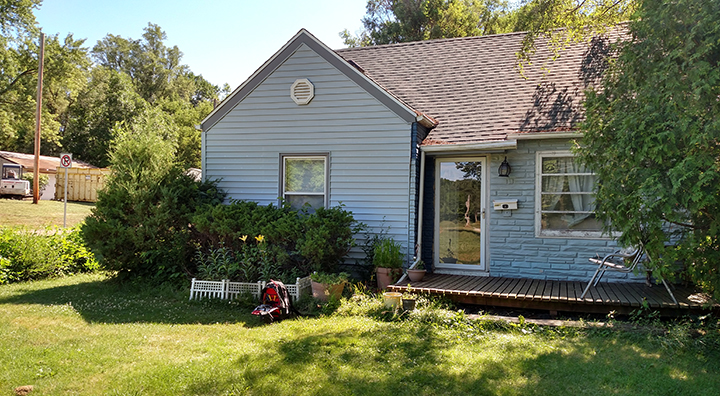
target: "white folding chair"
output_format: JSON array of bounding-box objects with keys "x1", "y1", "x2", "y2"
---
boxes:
[
  {"x1": 580, "y1": 245, "x2": 678, "y2": 304},
  {"x1": 580, "y1": 247, "x2": 643, "y2": 300}
]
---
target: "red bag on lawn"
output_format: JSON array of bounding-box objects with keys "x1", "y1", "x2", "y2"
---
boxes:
[{"x1": 251, "y1": 280, "x2": 297, "y2": 323}]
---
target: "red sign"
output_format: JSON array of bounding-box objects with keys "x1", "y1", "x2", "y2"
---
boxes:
[{"x1": 60, "y1": 153, "x2": 72, "y2": 168}]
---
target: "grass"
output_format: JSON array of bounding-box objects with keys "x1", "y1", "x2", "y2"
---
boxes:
[
  {"x1": 1, "y1": 275, "x2": 719, "y2": 395},
  {"x1": 0, "y1": 199, "x2": 94, "y2": 228}
]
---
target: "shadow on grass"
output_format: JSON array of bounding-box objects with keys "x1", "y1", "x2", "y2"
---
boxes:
[
  {"x1": 183, "y1": 322, "x2": 720, "y2": 396},
  {"x1": 0, "y1": 276, "x2": 264, "y2": 327}
]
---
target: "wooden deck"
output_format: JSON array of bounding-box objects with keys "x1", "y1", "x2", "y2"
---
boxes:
[{"x1": 388, "y1": 274, "x2": 718, "y2": 316}]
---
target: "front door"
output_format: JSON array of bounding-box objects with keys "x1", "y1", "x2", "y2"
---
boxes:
[{"x1": 434, "y1": 158, "x2": 487, "y2": 272}]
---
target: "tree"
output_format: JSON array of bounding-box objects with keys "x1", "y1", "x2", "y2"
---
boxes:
[
  {"x1": 579, "y1": 0, "x2": 720, "y2": 299},
  {"x1": 87, "y1": 24, "x2": 223, "y2": 168},
  {"x1": 62, "y1": 68, "x2": 145, "y2": 167},
  {"x1": 343, "y1": 0, "x2": 635, "y2": 68},
  {"x1": 342, "y1": 0, "x2": 514, "y2": 47},
  {"x1": 81, "y1": 107, "x2": 191, "y2": 281},
  {"x1": 0, "y1": 31, "x2": 89, "y2": 155}
]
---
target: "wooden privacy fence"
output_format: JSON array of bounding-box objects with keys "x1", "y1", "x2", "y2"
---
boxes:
[{"x1": 55, "y1": 168, "x2": 109, "y2": 202}]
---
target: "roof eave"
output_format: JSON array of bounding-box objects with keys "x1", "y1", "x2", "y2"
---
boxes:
[{"x1": 420, "y1": 139, "x2": 517, "y2": 153}]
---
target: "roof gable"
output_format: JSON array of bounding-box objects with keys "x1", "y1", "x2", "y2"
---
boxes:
[{"x1": 201, "y1": 29, "x2": 427, "y2": 131}]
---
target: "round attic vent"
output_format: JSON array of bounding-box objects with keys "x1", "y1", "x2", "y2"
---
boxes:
[{"x1": 291, "y1": 78, "x2": 314, "y2": 105}]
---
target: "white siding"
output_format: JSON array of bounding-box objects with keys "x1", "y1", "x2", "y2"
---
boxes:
[{"x1": 204, "y1": 44, "x2": 413, "y2": 264}]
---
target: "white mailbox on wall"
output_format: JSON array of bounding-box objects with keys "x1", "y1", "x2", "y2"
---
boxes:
[{"x1": 493, "y1": 199, "x2": 518, "y2": 210}]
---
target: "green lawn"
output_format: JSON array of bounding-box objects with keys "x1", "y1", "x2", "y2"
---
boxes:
[
  {"x1": 1, "y1": 275, "x2": 719, "y2": 395},
  {"x1": 0, "y1": 199, "x2": 94, "y2": 228}
]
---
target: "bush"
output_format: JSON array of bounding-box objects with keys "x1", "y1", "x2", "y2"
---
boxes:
[
  {"x1": 0, "y1": 227, "x2": 98, "y2": 284},
  {"x1": 82, "y1": 109, "x2": 226, "y2": 283},
  {"x1": 83, "y1": 169, "x2": 224, "y2": 282},
  {"x1": 192, "y1": 202, "x2": 360, "y2": 279}
]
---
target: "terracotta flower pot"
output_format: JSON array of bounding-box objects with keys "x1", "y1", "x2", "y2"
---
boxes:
[
  {"x1": 376, "y1": 267, "x2": 402, "y2": 290},
  {"x1": 406, "y1": 269, "x2": 426, "y2": 282},
  {"x1": 311, "y1": 280, "x2": 344, "y2": 302}
]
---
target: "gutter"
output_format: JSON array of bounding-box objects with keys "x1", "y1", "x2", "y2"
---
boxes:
[{"x1": 421, "y1": 139, "x2": 517, "y2": 153}]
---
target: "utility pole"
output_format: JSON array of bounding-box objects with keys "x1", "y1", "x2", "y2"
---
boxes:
[{"x1": 32, "y1": 32, "x2": 45, "y2": 204}]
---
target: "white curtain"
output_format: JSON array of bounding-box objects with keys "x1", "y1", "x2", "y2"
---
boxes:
[{"x1": 563, "y1": 158, "x2": 595, "y2": 226}]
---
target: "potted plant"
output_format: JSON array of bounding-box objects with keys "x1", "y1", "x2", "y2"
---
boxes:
[
  {"x1": 374, "y1": 237, "x2": 403, "y2": 290},
  {"x1": 406, "y1": 260, "x2": 426, "y2": 282},
  {"x1": 311, "y1": 272, "x2": 349, "y2": 302}
]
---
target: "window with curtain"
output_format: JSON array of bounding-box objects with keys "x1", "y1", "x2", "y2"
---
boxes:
[
  {"x1": 282, "y1": 155, "x2": 327, "y2": 211},
  {"x1": 536, "y1": 152, "x2": 603, "y2": 237}
]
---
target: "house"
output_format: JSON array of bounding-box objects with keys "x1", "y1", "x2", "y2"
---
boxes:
[
  {"x1": 0, "y1": 151, "x2": 96, "y2": 200},
  {"x1": 200, "y1": 28, "x2": 641, "y2": 283}
]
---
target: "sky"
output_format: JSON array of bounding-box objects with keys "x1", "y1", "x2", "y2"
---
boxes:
[{"x1": 35, "y1": 0, "x2": 369, "y2": 90}]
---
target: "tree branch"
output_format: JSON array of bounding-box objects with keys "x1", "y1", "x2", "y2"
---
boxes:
[
  {"x1": 599, "y1": 0, "x2": 624, "y2": 17},
  {"x1": 660, "y1": 216, "x2": 704, "y2": 230},
  {"x1": 0, "y1": 68, "x2": 37, "y2": 99}
]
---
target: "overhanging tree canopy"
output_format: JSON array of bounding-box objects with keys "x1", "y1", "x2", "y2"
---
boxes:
[{"x1": 579, "y1": 0, "x2": 720, "y2": 299}]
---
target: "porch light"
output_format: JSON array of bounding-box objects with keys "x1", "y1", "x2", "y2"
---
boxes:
[{"x1": 498, "y1": 157, "x2": 511, "y2": 177}]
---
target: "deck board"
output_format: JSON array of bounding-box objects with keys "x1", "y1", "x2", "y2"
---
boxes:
[
  {"x1": 469, "y1": 276, "x2": 495, "y2": 292},
  {"x1": 507, "y1": 279, "x2": 528, "y2": 299},
  {"x1": 516, "y1": 279, "x2": 535, "y2": 300},
  {"x1": 528, "y1": 280, "x2": 544, "y2": 301},
  {"x1": 493, "y1": 278, "x2": 516, "y2": 298},
  {"x1": 390, "y1": 274, "x2": 717, "y2": 316},
  {"x1": 597, "y1": 283, "x2": 620, "y2": 305},
  {"x1": 605, "y1": 282, "x2": 632, "y2": 306}
]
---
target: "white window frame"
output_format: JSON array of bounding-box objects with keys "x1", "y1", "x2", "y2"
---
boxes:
[
  {"x1": 535, "y1": 151, "x2": 605, "y2": 238},
  {"x1": 280, "y1": 154, "x2": 328, "y2": 209}
]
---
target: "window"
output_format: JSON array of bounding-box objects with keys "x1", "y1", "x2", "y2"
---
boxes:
[
  {"x1": 281, "y1": 155, "x2": 327, "y2": 210},
  {"x1": 535, "y1": 152, "x2": 603, "y2": 237}
]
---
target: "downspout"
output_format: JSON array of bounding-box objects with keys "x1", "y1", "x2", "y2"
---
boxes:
[{"x1": 397, "y1": 148, "x2": 425, "y2": 284}]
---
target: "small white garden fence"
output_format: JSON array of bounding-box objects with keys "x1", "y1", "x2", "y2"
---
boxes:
[{"x1": 189, "y1": 276, "x2": 312, "y2": 302}]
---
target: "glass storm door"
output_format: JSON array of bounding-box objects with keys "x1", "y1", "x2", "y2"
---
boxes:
[{"x1": 435, "y1": 158, "x2": 487, "y2": 271}]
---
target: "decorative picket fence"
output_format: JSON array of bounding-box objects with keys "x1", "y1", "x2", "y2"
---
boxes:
[{"x1": 189, "y1": 276, "x2": 312, "y2": 302}]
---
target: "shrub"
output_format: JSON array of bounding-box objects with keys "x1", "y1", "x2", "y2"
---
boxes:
[
  {"x1": 83, "y1": 169, "x2": 223, "y2": 282},
  {"x1": 192, "y1": 202, "x2": 360, "y2": 279},
  {"x1": 82, "y1": 110, "x2": 225, "y2": 283},
  {"x1": 0, "y1": 227, "x2": 98, "y2": 284}
]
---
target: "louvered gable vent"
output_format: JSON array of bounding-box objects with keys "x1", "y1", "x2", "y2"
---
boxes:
[{"x1": 291, "y1": 78, "x2": 314, "y2": 105}]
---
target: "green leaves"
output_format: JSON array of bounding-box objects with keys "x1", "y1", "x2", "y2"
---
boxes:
[
  {"x1": 345, "y1": 0, "x2": 516, "y2": 47},
  {"x1": 579, "y1": 0, "x2": 720, "y2": 299}
]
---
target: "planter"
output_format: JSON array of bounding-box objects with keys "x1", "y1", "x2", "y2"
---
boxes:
[
  {"x1": 376, "y1": 267, "x2": 402, "y2": 290},
  {"x1": 383, "y1": 292, "x2": 402, "y2": 309},
  {"x1": 406, "y1": 269, "x2": 426, "y2": 282},
  {"x1": 311, "y1": 280, "x2": 344, "y2": 302},
  {"x1": 402, "y1": 298, "x2": 416, "y2": 311}
]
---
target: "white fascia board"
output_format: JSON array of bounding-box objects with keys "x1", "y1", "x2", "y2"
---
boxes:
[{"x1": 420, "y1": 140, "x2": 517, "y2": 153}]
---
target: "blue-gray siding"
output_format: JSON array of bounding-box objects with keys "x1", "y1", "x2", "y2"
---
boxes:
[
  {"x1": 203, "y1": 44, "x2": 414, "y2": 265},
  {"x1": 487, "y1": 139, "x2": 643, "y2": 282}
]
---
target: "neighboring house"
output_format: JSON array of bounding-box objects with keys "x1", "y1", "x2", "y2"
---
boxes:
[
  {"x1": 0, "y1": 151, "x2": 96, "y2": 200},
  {"x1": 201, "y1": 28, "x2": 640, "y2": 282}
]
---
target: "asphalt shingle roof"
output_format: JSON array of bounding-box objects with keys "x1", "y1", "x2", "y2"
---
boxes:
[{"x1": 336, "y1": 31, "x2": 615, "y2": 145}]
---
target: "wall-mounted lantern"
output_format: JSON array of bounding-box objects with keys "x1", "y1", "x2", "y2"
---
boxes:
[{"x1": 498, "y1": 157, "x2": 511, "y2": 177}]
